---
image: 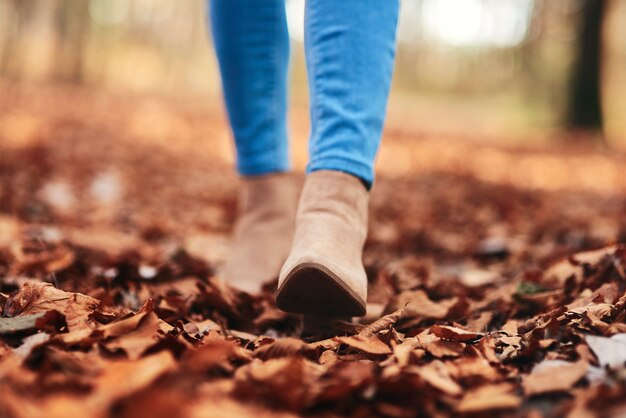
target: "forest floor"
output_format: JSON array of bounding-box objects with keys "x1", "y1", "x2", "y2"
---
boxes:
[{"x1": 1, "y1": 81, "x2": 626, "y2": 417}]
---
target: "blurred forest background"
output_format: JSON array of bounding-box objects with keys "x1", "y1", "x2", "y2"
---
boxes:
[{"x1": 0, "y1": 0, "x2": 625, "y2": 145}]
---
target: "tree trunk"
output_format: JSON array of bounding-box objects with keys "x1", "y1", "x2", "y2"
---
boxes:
[{"x1": 567, "y1": 0, "x2": 606, "y2": 132}]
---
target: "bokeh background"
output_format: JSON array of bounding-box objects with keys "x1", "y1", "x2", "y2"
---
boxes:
[
  {"x1": 1, "y1": 0, "x2": 626, "y2": 206},
  {"x1": 1, "y1": 0, "x2": 625, "y2": 142}
]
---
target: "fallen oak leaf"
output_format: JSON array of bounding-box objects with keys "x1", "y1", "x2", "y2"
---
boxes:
[{"x1": 431, "y1": 325, "x2": 483, "y2": 341}]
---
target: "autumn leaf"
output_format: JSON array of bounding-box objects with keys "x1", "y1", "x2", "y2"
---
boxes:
[
  {"x1": 334, "y1": 335, "x2": 392, "y2": 355},
  {"x1": 457, "y1": 383, "x2": 521, "y2": 412},
  {"x1": 522, "y1": 348, "x2": 590, "y2": 396},
  {"x1": 430, "y1": 325, "x2": 483, "y2": 341},
  {"x1": 4, "y1": 281, "x2": 99, "y2": 334}
]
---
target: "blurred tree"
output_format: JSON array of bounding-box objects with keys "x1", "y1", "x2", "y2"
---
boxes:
[
  {"x1": 54, "y1": 0, "x2": 89, "y2": 82},
  {"x1": 0, "y1": 0, "x2": 37, "y2": 75},
  {"x1": 567, "y1": 0, "x2": 606, "y2": 133}
]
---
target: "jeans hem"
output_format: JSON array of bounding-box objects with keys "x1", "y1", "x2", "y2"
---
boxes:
[
  {"x1": 238, "y1": 161, "x2": 291, "y2": 177},
  {"x1": 307, "y1": 157, "x2": 373, "y2": 189}
]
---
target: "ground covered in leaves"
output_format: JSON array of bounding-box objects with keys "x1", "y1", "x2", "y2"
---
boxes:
[{"x1": 1, "y1": 81, "x2": 626, "y2": 417}]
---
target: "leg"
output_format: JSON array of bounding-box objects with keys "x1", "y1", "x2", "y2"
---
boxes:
[
  {"x1": 209, "y1": 0, "x2": 298, "y2": 293},
  {"x1": 209, "y1": 0, "x2": 290, "y2": 175},
  {"x1": 305, "y1": 0, "x2": 399, "y2": 188},
  {"x1": 276, "y1": 0, "x2": 399, "y2": 316}
]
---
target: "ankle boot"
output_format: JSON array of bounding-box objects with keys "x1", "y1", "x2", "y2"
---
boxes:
[
  {"x1": 276, "y1": 170, "x2": 369, "y2": 317},
  {"x1": 220, "y1": 173, "x2": 298, "y2": 293}
]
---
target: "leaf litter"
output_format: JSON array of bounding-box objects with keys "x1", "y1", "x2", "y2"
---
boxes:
[{"x1": 2, "y1": 83, "x2": 626, "y2": 417}]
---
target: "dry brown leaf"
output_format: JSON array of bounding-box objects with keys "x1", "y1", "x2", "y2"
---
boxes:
[
  {"x1": 358, "y1": 307, "x2": 405, "y2": 337},
  {"x1": 522, "y1": 357, "x2": 589, "y2": 395},
  {"x1": 183, "y1": 337, "x2": 249, "y2": 372},
  {"x1": 457, "y1": 383, "x2": 521, "y2": 412},
  {"x1": 415, "y1": 333, "x2": 465, "y2": 358},
  {"x1": 100, "y1": 311, "x2": 160, "y2": 360},
  {"x1": 388, "y1": 290, "x2": 468, "y2": 322},
  {"x1": 334, "y1": 335, "x2": 392, "y2": 355},
  {"x1": 431, "y1": 325, "x2": 483, "y2": 341},
  {"x1": 448, "y1": 357, "x2": 501, "y2": 382},
  {"x1": 189, "y1": 396, "x2": 299, "y2": 418},
  {"x1": 234, "y1": 357, "x2": 320, "y2": 411},
  {"x1": 409, "y1": 361, "x2": 463, "y2": 396},
  {"x1": 90, "y1": 351, "x2": 177, "y2": 411},
  {"x1": 315, "y1": 361, "x2": 375, "y2": 403},
  {"x1": 255, "y1": 338, "x2": 309, "y2": 360},
  {"x1": 4, "y1": 281, "x2": 99, "y2": 333}
]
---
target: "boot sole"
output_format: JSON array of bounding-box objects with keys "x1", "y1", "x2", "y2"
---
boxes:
[{"x1": 275, "y1": 262, "x2": 367, "y2": 317}]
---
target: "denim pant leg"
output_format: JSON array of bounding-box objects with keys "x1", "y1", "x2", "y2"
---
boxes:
[
  {"x1": 209, "y1": 0, "x2": 290, "y2": 176},
  {"x1": 305, "y1": 0, "x2": 399, "y2": 188}
]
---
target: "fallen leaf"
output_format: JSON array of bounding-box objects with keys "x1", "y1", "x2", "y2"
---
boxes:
[
  {"x1": 522, "y1": 357, "x2": 588, "y2": 395},
  {"x1": 409, "y1": 361, "x2": 463, "y2": 396},
  {"x1": 99, "y1": 311, "x2": 160, "y2": 360},
  {"x1": 431, "y1": 325, "x2": 483, "y2": 341},
  {"x1": 255, "y1": 338, "x2": 309, "y2": 360},
  {"x1": 234, "y1": 357, "x2": 319, "y2": 411},
  {"x1": 359, "y1": 307, "x2": 405, "y2": 337},
  {"x1": 457, "y1": 383, "x2": 521, "y2": 412},
  {"x1": 315, "y1": 361, "x2": 375, "y2": 403},
  {"x1": 4, "y1": 281, "x2": 99, "y2": 333},
  {"x1": 90, "y1": 351, "x2": 177, "y2": 411},
  {"x1": 415, "y1": 333, "x2": 465, "y2": 358},
  {"x1": 334, "y1": 335, "x2": 392, "y2": 355},
  {"x1": 387, "y1": 290, "x2": 468, "y2": 322}
]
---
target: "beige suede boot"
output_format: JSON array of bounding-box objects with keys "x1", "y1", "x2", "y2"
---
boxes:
[
  {"x1": 220, "y1": 173, "x2": 298, "y2": 294},
  {"x1": 276, "y1": 170, "x2": 369, "y2": 317}
]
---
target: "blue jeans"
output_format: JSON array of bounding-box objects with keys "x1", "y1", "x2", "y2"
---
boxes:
[{"x1": 209, "y1": 0, "x2": 399, "y2": 187}]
